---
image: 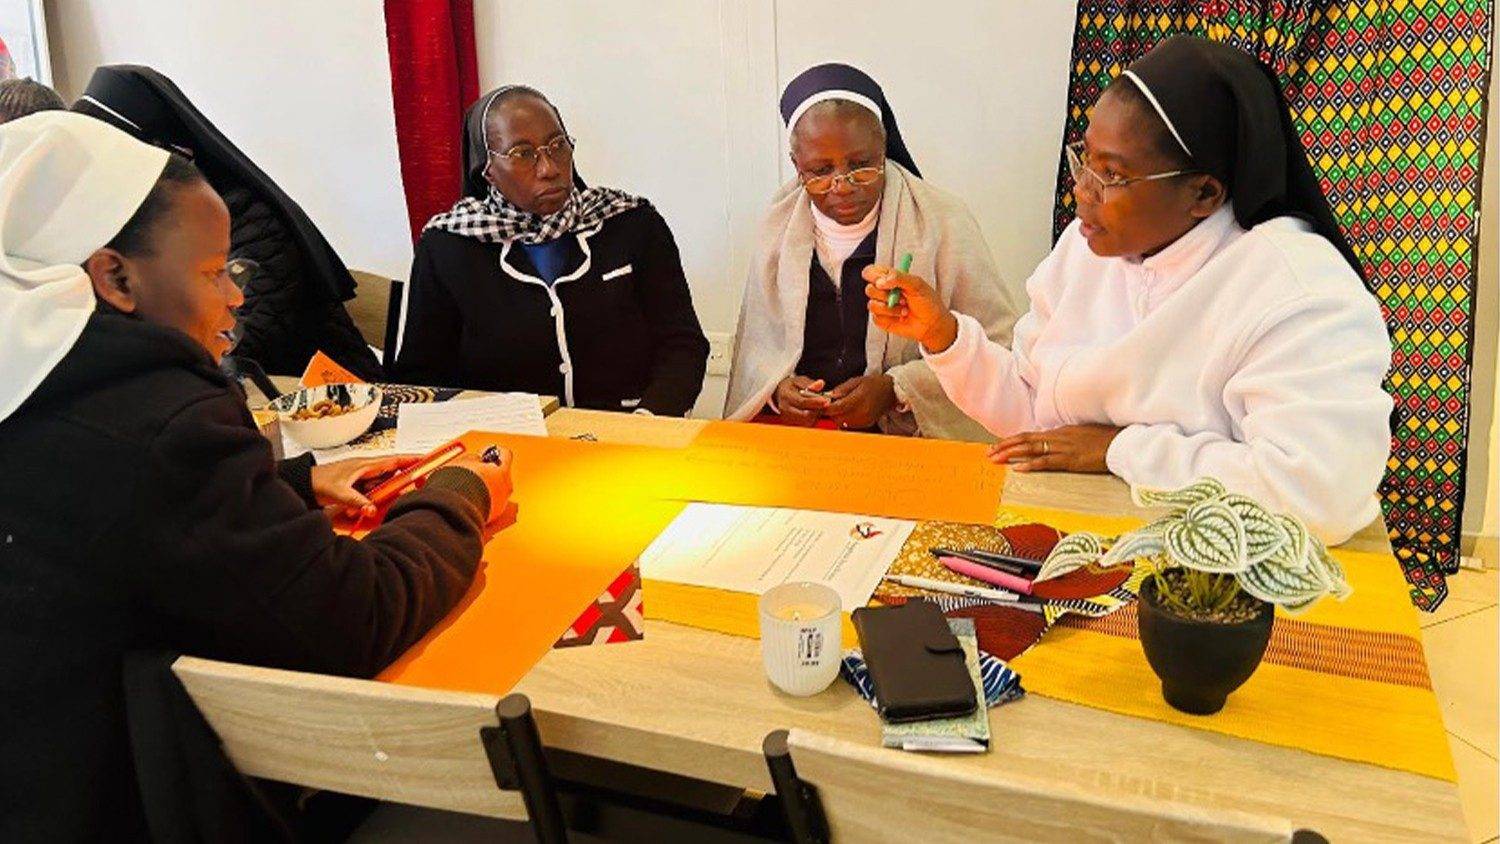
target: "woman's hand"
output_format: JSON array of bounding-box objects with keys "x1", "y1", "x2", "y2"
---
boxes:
[
  {"x1": 987, "y1": 424, "x2": 1124, "y2": 473},
  {"x1": 863, "y1": 264, "x2": 959, "y2": 353},
  {"x1": 824, "y1": 374, "x2": 896, "y2": 430},
  {"x1": 773, "y1": 375, "x2": 832, "y2": 426},
  {"x1": 311, "y1": 455, "x2": 421, "y2": 517}
]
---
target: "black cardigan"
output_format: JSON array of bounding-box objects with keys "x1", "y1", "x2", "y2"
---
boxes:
[
  {"x1": 0, "y1": 313, "x2": 489, "y2": 842},
  {"x1": 75, "y1": 65, "x2": 384, "y2": 381},
  {"x1": 392, "y1": 204, "x2": 709, "y2": 415}
]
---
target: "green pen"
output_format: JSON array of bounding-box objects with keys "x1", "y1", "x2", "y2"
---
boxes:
[{"x1": 886, "y1": 252, "x2": 913, "y2": 310}]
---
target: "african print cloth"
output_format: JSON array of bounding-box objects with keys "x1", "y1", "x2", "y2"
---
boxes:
[
  {"x1": 554, "y1": 564, "x2": 645, "y2": 648},
  {"x1": 1052, "y1": 0, "x2": 1495, "y2": 609}
]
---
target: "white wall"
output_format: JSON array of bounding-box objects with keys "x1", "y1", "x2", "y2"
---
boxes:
[
  {"x1": 1467, "y1": 32, "x2": 1499, "y2": 565},
  {"x1": 45, "y1": 0, "x2": 414, "y2": 280}
]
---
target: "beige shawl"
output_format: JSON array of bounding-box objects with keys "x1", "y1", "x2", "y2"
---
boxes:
[{"x1": 724, "y1": 162, "x2": 1023, "y2": 440}]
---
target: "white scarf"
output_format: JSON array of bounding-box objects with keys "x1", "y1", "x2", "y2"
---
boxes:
[{"x1": 0, "y1": 112, "x2": 168, "y2": 423}]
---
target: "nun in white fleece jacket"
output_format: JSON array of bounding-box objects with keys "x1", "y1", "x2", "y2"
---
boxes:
[{"x1": 863, "y1": 36, "x2": 1393, "y2": 545}]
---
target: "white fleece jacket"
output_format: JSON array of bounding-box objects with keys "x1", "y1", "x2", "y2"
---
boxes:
[{"x1": 924, "y1": 205, "x2": 1393, "y2": 544}]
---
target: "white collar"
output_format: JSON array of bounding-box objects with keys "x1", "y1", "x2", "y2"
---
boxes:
[{"x1": 1129, "y1": 204, "x2": 1242, "y2": 295}]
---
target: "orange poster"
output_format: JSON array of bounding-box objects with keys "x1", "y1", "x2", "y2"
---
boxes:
[{"x1": 377, "y1": 421, "x2": 1006, "y2": 695}]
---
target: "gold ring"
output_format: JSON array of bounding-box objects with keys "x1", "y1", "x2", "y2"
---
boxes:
[{"x1": 1040, "y1": 440, "x2": 1050, "y2": 455}]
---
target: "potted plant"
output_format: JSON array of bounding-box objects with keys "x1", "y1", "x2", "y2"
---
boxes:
[{"x1": 1039, "y1": 478, "x2": 1351, "y2": 715}]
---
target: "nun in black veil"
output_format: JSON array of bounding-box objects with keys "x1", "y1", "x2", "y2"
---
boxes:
[{"x1": 74, "y1": 64, "x2": 384, "y2": 380}]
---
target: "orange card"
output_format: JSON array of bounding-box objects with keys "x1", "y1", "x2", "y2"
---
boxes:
[{"x1": 299, "y1": 350, "x2": 363, "y2": 387}]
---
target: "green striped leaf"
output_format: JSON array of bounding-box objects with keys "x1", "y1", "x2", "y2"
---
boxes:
[
  {"x1": 1037, "y1": 531, "x2": 1107, "y2": 581},
  {"x1": 1221, "y1": 493, "x2": 1291, "y2": 565},
  {"x1": 1273, "y1": 513, "x2": 1312, "y2": 571},
  {"x1": 1163, "y1": 499, "x2": 1248, "y2": 573},
  {"x1": 1306, "y1": 535, "x2": 1353, "y2": 599},
  {"x1": 1237, "y1": 539, "x2": 1327, "y2": 609},
  {"x1": 1135, "y1": 514, "x2": 1176, "y2": 537},
  {"x1": 1099, "y1": 530, "x2": 1166, "y2": 568},
  {"x1": 1131, "y1": 477, "x2": 1227, "y2": 512}
]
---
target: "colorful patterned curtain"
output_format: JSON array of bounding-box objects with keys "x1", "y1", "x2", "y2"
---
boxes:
[{"x1": 1053, "y1": 0, "x2": 1494, "y2": 609}]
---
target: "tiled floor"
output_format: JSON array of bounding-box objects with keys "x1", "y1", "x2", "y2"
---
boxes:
[{"x1": 1422, "y1": 568, "x2": 1499, "y2": 843}]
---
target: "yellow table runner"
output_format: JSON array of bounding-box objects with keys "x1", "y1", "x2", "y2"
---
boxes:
[{"x1": 648, "y1": 501, "x2": 1456, "y2": 781}]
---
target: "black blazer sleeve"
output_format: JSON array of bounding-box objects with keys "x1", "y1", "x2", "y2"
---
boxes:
[
  {"x1": 390, "y1": 233, "x2": 464, "y2": 389},
  {"x1": 633, "y1": 208, "x2": 709, "y2": 416},
  {"x1": 125, "y1": 388, "x2": 487, "y2": 679}
]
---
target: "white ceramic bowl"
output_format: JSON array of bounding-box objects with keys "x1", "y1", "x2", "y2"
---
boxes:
[{"x1": 269, "y1": 384, "x2": 382, "y2": 450}]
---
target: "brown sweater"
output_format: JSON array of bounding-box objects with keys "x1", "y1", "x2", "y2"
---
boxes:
[{"x1": 0, "y1": 313, "x2": 489, "y2": 842}]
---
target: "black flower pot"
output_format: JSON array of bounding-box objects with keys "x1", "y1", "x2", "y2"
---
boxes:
[{"x1": 1137, "y1": 577, "x2": 1274, "y2": 715}]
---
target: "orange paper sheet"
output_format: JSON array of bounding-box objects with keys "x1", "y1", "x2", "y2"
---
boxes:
[
  {"x1": 379, "y1": 433, "x2": 686, "y2": 693},
  {"x1": 667, "y1": 421, "x2": 1006, "y2": 524},
  {"x1": 299, "y1": 350, "x2": 363, "y2": 387}
]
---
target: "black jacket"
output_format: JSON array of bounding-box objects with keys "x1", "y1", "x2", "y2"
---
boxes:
[
  {"x1": 392, "y1": 205, "x2": 709, "y2": 416},
  {"x1": 73, "y1": 64, "x2": 383, "y2": 380},
  {"x1": 0, "y1": 313, "x2": 488, "y2": 842},
  {"x1": 220, "y1": 184, "x2": 379, "y2": 380}
]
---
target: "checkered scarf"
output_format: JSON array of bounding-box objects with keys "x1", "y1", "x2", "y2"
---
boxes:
[{"x1": 423, "y1": 184, "x2": 642, "y2": 245}]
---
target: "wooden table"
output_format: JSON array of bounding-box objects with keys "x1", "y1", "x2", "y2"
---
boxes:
[
  {"x1": 515, "y1": 409, "x2": 1462, "y2": 841},
  {"x1": 188, "y1": 405, "x2": 1463, "y2": 840}
]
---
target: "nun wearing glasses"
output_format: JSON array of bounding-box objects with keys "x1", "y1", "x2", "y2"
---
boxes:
[
  {"x1": 725, "y1": 63, "x2": 1023, "y2": 436},
  {"x1": 392, "y1": 85, "x2": 709, "y2": 416},
  {"x1": 865, "y1": 37, "x2": 1392, "y2": 543}
]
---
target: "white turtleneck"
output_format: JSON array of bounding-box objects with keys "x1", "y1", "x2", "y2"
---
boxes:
[
  {"x1": 810, "y1": 200, "x2": 878, "y2": 283},
  {"x1": 921, "y1": 205, "x2": 1393, "y2": 544}
]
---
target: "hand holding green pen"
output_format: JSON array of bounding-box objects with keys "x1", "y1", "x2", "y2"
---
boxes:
[
  {"x1": 864, "y1": 255, "x2": 961, "y2": 353},
  {"x1": 885, "y1": 252, "x2": 913, "y2": 309}
]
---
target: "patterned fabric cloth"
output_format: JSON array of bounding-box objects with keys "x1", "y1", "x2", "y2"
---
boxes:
[
  {"x1": 875, "y1": 518, "x2": 1147, "y2": 660},
  {"x1": 1052, "y1": 0, "x2": 1494, "y2": 609},
  {"x1": 554, "y1": 565, "x2": 645, "y2": 648},
  {"x1": 840, "y1": 648, "x2": 1026, "y2": 710},
  {"x1": 423, "y1": 184, "x2": 642, "y2": 245}
]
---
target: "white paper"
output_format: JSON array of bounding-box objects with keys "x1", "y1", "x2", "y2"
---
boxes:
[
  {"x1": 637, "y1": 503, "x2": 916, "y2": 611},
  {"x1": 394, "y1": 393, "x2": 547, "y2": 453}
]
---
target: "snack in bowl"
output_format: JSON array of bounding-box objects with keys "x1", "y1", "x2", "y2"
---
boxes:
[
  {"x1": 289, "y1": 400, "x2": 359, "y2": 421},
  {"x1": 269, "y1": 384, "x2": 382, "y2": 450}
]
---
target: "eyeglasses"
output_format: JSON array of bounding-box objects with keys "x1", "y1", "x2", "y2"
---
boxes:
[
  {"x1": 491, "y1": 135, "x2": 575, "y2": 169},
  {"x1": 201, "y1": 257, "x2": 259, "y2": 292},
  {"x1": 798, "y1": 164, "x2": 884, "y2": 195},
  {"x1": 1065, "y1": 141, "x2": 1198, "y2": 195}
]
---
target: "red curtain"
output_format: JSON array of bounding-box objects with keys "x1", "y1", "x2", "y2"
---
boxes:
[{"x1": 383, "y1": 0, "x2": 480, "y2": 242}]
